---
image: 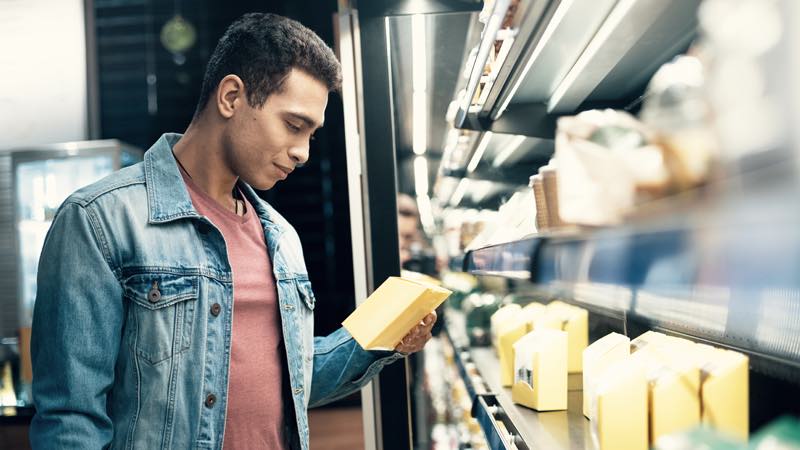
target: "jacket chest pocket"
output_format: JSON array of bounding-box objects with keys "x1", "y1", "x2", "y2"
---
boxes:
[{"x1": 123, "y1": 272, "x2": 199, "y2": 366}]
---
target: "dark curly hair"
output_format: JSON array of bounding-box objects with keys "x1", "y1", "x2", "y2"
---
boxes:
[{"x1": 194, "y1": 13, "x2": 341, "y2": 118}]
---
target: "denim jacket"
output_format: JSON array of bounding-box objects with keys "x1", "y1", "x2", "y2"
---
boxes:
[{"x1": 29, "y1": 133, "x2": 402, "y2": 450}]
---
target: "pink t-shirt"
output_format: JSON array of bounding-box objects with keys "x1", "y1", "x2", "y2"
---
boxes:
[{"x1": 180, "y1": 168, "x2": 286, "y2": 449}]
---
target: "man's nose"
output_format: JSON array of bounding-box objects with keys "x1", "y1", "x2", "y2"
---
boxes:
[{"x1": 289, "y1": 144, "x2": 309, "y2": 166}]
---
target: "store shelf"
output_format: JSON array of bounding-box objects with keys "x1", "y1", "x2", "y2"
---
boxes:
[
  {"x1": 443, "y1": 310, "x2": 594, "y2": 450},
  {"x1": 460, "y1": 162, "x2": 800, "y2": 380},
  {"x1": 472, "y1": 348, "x2": 593, "y2": 450},
  {"x1": 454, "y1": 0, "x2": 701, "y2": 137},
  {"x1": 463, "y1": 236, "x2": 541, "y2": 278}
]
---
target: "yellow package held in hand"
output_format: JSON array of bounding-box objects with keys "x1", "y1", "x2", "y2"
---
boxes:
[
  {"x1": 511, "y1": 329, "x2": 568, "y2": 411},
  {"x1": 536, "y1": 303, "x2": 588, "y2": 373},
  {"x1": 342, "y1": 277, "x2": 451, "y2": 351},
  {"x1": 583, "y1": 332, "x2": 630, "y2": 418},
  {"x1": 591, "y1": 358, "x2": 648, "y2": 450}
]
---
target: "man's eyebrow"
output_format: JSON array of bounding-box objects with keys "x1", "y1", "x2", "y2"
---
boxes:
[{"x1": 286, "y1": 112, "x2": 323, "y2": 130}]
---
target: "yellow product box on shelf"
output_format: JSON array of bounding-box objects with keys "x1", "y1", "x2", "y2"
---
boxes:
[
  {"x1": 633, "y1": 347, "x2": 701, "y2": 445},
  {"x1": 490, "y1": 304, "x2": 522, "y2": 349},
  {"x1": 535, "y1": 303, "x2": 588, "y2": 373},
  {"x1": 342, "y1": 276, "x2": 451, "y2": 351},
  {"x1": 630, "y1": 330, "x2": 667, "y2": 353},
  {"x1": 511, "y1": 329, "x2": 568, "y2": 411},
  {"x1": 582, "y1": 332, "x2": 630, "y2": 418},
  {"x1": 497, "y1": 302, "x2": 548, "y2": 386},
  {"x1": 590, "y1": 357, "x2": 649, "y2": 450},
  {"x1": 693, "y1": 344, "x2": 749, "y2": 441}
]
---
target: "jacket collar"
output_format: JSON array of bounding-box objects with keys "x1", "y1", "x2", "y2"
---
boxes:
[{"x1": 144, "y1": 133, "x2": 280, "y2": 232}]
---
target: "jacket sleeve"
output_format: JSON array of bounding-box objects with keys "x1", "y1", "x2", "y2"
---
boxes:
[
  {"x1": 308, "y1": 327, "x2": 404, "y2": 408},
  {"x1": 29, "y1": 202, "x2": 124, "y2": 449}
]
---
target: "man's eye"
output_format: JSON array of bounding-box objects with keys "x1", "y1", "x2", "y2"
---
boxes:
[{"x1": 286, "y1": 122, "x2": 301, "y2": 132}]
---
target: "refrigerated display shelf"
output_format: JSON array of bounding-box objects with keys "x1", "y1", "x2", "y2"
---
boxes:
[
  {"x1": 444, "y1": 317, "x2": 595, "y2": 450},
  {"x1": 472, "y1": 348, "x2": 593, "y2": 450},
  {"x1": 459, "y1": 162, "x2": 800, "y2": 380}
]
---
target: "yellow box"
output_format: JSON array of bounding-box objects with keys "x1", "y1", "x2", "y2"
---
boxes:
[
  {"x1": 491, "y1": 304, "x2": 522, "y2": 350},
  {"x1": 521, "y1": 302, "x2": 547, "y2": 325},
  {"x1": 496, "y1": 303, "x2": 548, "y2": 386},
  {"x1": 511, "y1": 329, "x2": 568, "y2": 411},
  {"x1": 535, "y1": 304, "x2": 588, "y2": 373},
  {"x1": 583, "y1": 332, "x2": 630, "y2": 418},
  {"x1": 633, "y1": 347, "x2": 701, "y2": 445},
  {"x1": 342, "y1": 277, "x2": 451, "y2": 350},
  {"x1": 591, "y1": 358, "x2": 648, "y2": 450},
  {"x1": 694, "y1": 345, "x2": 749, "y2": 441},
  {"x1": 630, "y1": 330, "x2": 667, "y2": 354}
]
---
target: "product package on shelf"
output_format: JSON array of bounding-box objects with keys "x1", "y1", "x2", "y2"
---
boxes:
[
  {"x1": 583, "y1": 332, "x2": 631, "y2": 418},
  {"x1": 554, "y1": 109, "x2": 669, "y2": 226},
  {"x1": 490, "y1": 303, "x2": 521, "y2": 349},
  {"x1": 511, "y1": 329, "x2": 568, "y2": 411},
  {"x1": 631, "y1": 330, "x2": 668, "y2": 353},
  {"x1": 534, "y1": 302, "x2": 589, "y2": 373},
  {"x1": 633, "y1": 345, "x2": 701, "y2": 445},
  {"x1": 590, "y1": 357, "x2": 649, "y2": 450},
  {"x1": 495, "y1": 302, "x2": 548, "y2": 386},
  {"x1": 640, "y1": 55, "x2": 718, "y2": 190},
  {"x1": 342, "y1": 277, "x2": 451, "y2": 351},
  {"x1": 690, "y1": 344, "x2": 750, "y2": 441}
]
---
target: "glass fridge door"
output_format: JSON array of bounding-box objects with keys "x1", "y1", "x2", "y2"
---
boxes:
[{"x1": 15, "y1": 155, "x2": 114, "y2": 327}]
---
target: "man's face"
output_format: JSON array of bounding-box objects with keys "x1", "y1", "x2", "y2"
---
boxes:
[{"x1": 223, "y1": 68, "x2": 329, "y2": 190}]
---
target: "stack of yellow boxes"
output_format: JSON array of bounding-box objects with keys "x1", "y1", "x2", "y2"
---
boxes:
[
  {"x1": 507, "y1": 301, "x2": 588, "y2": 411},
  {"x1": 584, "y1": 330, "x2": 749, "y2": 450}
]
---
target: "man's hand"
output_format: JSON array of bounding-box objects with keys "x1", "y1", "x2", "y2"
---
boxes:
[{"x1": 395, "y1": 311, "x2": 437, "y2": 354}]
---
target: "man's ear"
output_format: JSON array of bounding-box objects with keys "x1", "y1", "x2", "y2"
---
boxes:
[{"x1": 216, "y1": 74, "x2": 245, "y2": 119}]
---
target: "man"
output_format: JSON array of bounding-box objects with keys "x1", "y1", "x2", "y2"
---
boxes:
[
  {"x1": 29, "y1": 13, "x2": 435, "y2": 450},
  {"x1": 397, "y1": 193, "x2": 423, "y2": 267}
]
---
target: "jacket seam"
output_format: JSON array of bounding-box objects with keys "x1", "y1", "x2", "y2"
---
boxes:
[
  {"x1": 80, "y1": 202, "x2": 122, "y2": 280},
  {"x1": 74, "y1": 178, "x2": 145, "y2": 207}
]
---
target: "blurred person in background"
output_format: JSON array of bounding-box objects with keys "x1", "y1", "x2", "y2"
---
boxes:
[{"x1": 29, "y1": 13, "x2": 435, "y2": 450}]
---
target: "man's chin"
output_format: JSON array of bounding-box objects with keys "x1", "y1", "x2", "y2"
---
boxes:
[{"x1": 241, "y1": 175, "x2": 277, "y2": 191}]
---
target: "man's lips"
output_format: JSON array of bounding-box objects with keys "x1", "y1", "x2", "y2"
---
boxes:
[{"x1": 275, "y1": 164, "x2": 293, "y2": 178}]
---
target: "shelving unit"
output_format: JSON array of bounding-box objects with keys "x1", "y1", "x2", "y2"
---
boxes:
[
  {"x1": 445, "y1": 310, "x2": 597, "y2": 450},
  {"x1": 342, "y1": 0, "x2": 800, "y2": 448},
  {"x1": 459, "y1": 159, "x2": 800, "y2": 382}
]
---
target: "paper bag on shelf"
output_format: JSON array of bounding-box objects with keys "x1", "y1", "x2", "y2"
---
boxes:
[
  {"x1": 511, "y1": 329, "x2": 568, "y2": 411},
  {"x1": 583, "y1": 332, "x2": 630, "y2": 418},
  {"x1": 342, "y1": 277, "x2": 451, "y2": 351}
]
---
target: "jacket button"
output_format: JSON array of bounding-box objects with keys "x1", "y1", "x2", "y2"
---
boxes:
[
  {"x1": 210, "y1": 303, "x2": 222, "y2": 317},
  {"x1": 148, "y1": 281, "x2": 161, "y2": 303},
  {"x1": 204, "y1": 393, "x2": 216, "y2": 408}
]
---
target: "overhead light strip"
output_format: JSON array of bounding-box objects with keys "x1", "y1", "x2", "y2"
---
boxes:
[
  {"x1": 412, "y1": 14, "x2": 427, "y2": 156},
  {"x1": 494, "y1": 0, "x2": 577, "y2": 119},
  {"x1": 467, "y1": 132, "x2": 493, "y2": 173},
  {"x1": 493, "y1": 135, "x2": 527, "y2": 167}
]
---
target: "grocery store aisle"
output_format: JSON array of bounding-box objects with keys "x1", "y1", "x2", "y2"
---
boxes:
[{"x1": 309, "y1": 406, "x2": 364, "y2": 450}]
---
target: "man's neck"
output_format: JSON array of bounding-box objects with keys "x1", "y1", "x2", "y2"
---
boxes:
[{"x1": 172, "y1": 120, "x2": 239, "y2": 210}]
